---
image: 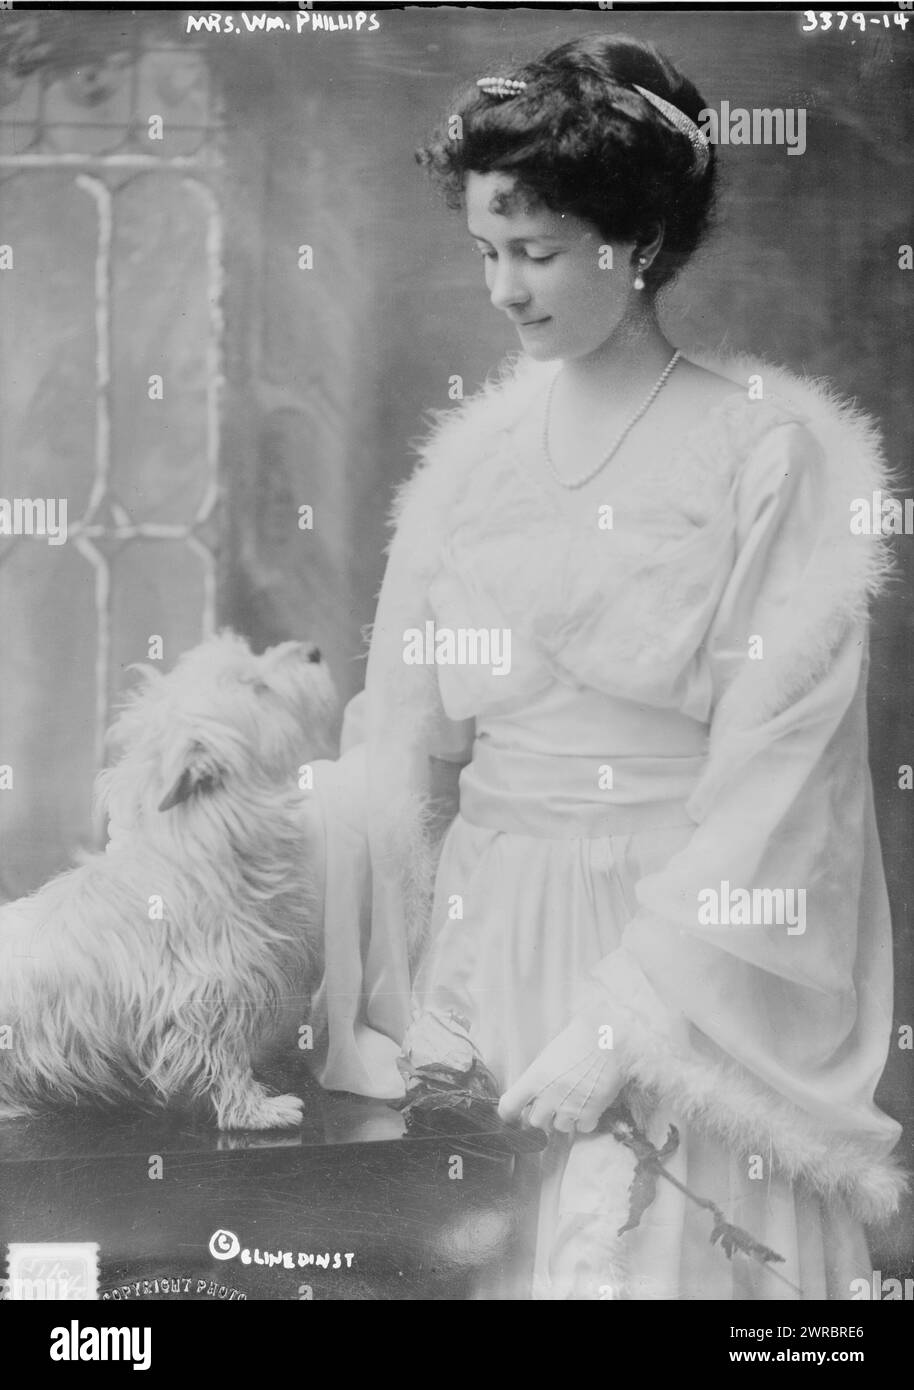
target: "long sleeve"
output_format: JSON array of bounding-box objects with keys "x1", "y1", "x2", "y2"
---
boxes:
[
  {"x1": 584, "y1": 417, "x2": 905, "y2": 1221},
  {"x1": 304, "y1": 744, "x2": 410, "y2": 1097},
  {"x1": 307, "y1": 382, "x2": 492, "y2": 1098}
]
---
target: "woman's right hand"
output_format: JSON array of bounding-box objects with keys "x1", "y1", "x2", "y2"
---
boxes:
[{"x1": 498, "y1": 1002, "x2": 624, "y2": 1136}]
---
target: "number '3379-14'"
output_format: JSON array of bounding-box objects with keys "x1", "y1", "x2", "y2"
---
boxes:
[{"x1": 802, "y1": 10, "x2": 910, "y2": 29}]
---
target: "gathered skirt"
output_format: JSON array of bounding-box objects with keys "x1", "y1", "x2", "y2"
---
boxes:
[{"x1": 413, "y1": 810, "x2": 872, "y2": 1300}]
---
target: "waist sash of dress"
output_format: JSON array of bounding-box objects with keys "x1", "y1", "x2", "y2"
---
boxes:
[{"x1": 459, "y1": 736, "x2": 704, "y2": 838}]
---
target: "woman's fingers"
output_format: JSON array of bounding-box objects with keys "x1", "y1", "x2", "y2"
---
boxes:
[
  {"x1": 552, "y1": 1108, "x2": 578, "y2": 1134},
  {"x1": 506, "y1": 1068, "x2": 588, "y2": 1133},
  {"x1": 575, "y1": 1112, "x2": 600, "y2": 1134},
  {"x1": 527, "y1": 1091, "x2": 560, "y2": 1133},
  {"x1": 517, "y1": 1072, "x2": 622, "y2": 1133},
  {"x1": 498, "y1": 1021, "x2": 623, "y2": 1132},
  {"x1": 498, "y1": 1064, "x2": 544, "y2": 1122}
]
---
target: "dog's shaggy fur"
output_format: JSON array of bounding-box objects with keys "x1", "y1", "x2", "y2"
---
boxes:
[{"x1": 0, "y1": 632, "x2": 338, "y2": 1130}]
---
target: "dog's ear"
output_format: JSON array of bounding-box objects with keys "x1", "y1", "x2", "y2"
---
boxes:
[{"x1": 158, "y1": 742, "x2": 223, "y2": 812}]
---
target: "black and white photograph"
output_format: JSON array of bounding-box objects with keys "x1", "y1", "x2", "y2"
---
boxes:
[{"x1": 0, "y1": 0, "x2": 912, "y2": 1336}]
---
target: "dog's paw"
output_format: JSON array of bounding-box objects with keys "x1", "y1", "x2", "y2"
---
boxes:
[
  {"x1": 254, "y1": 1091, "x2": 306, "y2": 1130},
  {"x1": 218, "y1": 1088, "x2": 305, "y2": 1132}
]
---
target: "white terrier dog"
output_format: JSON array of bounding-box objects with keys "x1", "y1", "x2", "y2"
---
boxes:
[{"x1": 0, "y1": 631, "x2": 338, "y2": 1130}]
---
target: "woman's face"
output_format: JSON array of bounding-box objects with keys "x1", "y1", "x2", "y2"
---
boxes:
[{"x1": 464, "y1": 170, "x2": 639, "y2": 362}]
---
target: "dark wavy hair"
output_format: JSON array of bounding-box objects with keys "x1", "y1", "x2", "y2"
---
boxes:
[{"x1": 416, "y1": 35, "x2": 718, "y2": 294}]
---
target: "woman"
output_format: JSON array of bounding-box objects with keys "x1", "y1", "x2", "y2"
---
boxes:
[{"x1": 315, "y1": 34, "x2": 905, "y2": 1300}]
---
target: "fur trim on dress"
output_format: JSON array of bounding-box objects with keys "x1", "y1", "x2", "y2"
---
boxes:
[{"x1": 362, "y1": 348, "x2": 905, "y2": 1221}]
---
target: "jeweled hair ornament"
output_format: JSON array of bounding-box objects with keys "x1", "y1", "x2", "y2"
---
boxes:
[
  {"x1": 476, "y1": 77, "x2": 528, "y2": 99},
  {"x1": 632, "y1": 84, "x2": 711, "y2": 174},
  {"x1": 475, "y1": 75, "x2": 711, "y2": 176}
]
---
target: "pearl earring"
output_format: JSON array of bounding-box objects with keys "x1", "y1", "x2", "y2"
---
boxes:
[{"x1": 633, "y1": 256, "x2": 648, "y2": 292}]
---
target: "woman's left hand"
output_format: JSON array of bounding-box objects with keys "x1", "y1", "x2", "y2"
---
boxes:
[{"x1": 498, "y1": 1005, "x2": 625, "y2": 1135}]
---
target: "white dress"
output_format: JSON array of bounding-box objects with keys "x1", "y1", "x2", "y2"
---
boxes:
[
  {"x1": 405, "y1": 389, "x2": 895, "y2": 1300},
  {"x1": 310, "y1": 355, "x2": 903, "y2": 1302}
]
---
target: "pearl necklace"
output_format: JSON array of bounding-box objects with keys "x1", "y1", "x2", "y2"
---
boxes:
[{"x1": 542, "y1": 349, "x2": 683, "y2": 490}]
